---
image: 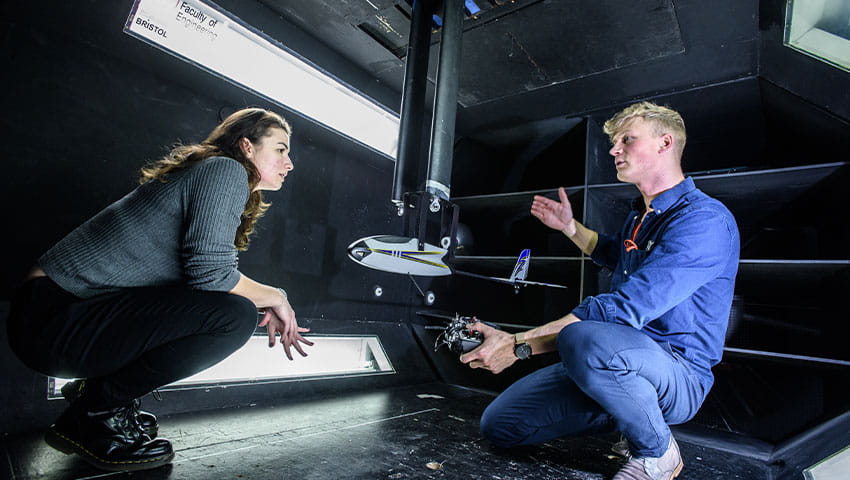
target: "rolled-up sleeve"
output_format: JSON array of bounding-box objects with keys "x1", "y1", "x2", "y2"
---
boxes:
[
  {"x1": 180, "y1": 157, "x2": 249, "y2": 291},
  {"x1": 590, "y1": 232, "x2": 621, "y2": 271}
]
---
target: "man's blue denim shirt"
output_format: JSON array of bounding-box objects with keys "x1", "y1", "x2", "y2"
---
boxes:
[{"x1": 571, "y1": 177, "x2": 740, "y2": 387}]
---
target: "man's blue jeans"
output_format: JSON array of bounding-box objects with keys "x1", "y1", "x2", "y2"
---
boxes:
[{"x1": 480, "y1": 321, "x2": 708, "y2": 458}]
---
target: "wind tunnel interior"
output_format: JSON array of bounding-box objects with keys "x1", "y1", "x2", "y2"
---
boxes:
[{"x1": 1, "y1": 1, "x2": 850, "y2": 479}]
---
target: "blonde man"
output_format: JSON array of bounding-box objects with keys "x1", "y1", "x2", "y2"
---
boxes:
[{"x1": 462, "y1": 102, "x2": 740, "y2": 480}]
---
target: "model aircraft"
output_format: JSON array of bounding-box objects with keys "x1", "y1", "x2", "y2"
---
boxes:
[{"x1": 346, "y1": 235, "x2": 567, "y2": 293}]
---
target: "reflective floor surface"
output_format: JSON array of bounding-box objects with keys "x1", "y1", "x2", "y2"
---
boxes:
[{"x1": 1, "y1": 383, "x2": 771, "y2": 479}]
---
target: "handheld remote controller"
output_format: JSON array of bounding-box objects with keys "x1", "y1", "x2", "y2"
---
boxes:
[{"x1": 434, "y1": 314, "x2": 498, "y2": 354}]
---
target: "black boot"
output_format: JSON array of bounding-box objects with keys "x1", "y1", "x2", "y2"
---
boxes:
[
  {"x1": 61, "y1": 379, "x2": 159, "y2": 438},
  {"x1": 44, "y1": 403, "x2": 174, "y2": 472}
]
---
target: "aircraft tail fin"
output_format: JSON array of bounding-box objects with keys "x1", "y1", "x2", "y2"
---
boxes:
[{"x1": 509, "y1": 249, "x2": 531, "y2": 283}]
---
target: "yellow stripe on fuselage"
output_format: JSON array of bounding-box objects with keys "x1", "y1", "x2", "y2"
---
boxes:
[{"x1": 370, "y1": 249, "x2": 450, "y2": 269}]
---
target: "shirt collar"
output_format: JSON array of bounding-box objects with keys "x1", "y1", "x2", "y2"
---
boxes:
[{"x1": 630, "y1": 177, "x2": 696, "y2": 214}]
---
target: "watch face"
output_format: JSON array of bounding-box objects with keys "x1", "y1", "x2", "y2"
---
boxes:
[{"x1": 514, "y1": 343, "x2": 532, "y2": 360}]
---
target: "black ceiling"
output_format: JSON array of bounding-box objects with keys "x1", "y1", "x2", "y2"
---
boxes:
[
  {"x1": 262, "y1": 0, "x2": 686, "y2": 108},
  {"x1": 255, "y1": 0, "x2": 761, "y2": 133}
]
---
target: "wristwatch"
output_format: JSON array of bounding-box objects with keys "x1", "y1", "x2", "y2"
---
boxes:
[{"x1": 514, "y1": 333, "x2": 532, "y2": 360}]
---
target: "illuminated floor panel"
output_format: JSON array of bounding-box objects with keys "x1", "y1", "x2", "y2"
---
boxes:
[{"x1": 50, "y1": 334, "x2": 395, "y2": 398}]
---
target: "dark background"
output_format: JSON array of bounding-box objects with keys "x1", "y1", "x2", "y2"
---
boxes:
[{"x1": 1, "y1": 1, "x2": 849, "y2": 476}]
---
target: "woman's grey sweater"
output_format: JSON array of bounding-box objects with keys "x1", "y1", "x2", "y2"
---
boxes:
[{"x1": 39, "y1": 156, "x2": 249, "y2": 298}]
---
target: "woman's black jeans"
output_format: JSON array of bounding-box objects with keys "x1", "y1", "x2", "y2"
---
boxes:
[{"x1": 7, "y1": 276, "x2": 258, "y2": 409}]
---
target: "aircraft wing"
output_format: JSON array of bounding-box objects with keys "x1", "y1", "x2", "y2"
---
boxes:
[
  {"x1": 454, "y1": 270, "x2": 568, "y2": 289},
  {"x1": 514, "y1": 279, "x2": 568, "y2": 289},
  {"x1": 453, "y1": 269, "x2": 515, "y2": 285},
  {"x1": 454, "y1": 249, "x2": 568, "y2": 289}
]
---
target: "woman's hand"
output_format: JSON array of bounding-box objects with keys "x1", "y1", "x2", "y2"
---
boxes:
[{"x1": 258, "y1": 296, "x2": 313, "y2": 360}]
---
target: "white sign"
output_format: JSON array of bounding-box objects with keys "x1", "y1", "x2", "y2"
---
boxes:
[{"x1": 124, "y1": 0, "x2": 400, "y2": 159}]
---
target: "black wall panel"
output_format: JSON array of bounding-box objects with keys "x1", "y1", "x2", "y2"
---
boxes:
[{"x1": 455, "y1": 0, "x2": 759, "y2": 135}]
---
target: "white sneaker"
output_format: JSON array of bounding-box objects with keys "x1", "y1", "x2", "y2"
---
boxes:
[{"x1": 612, "y1": 436, "x2": 683, "y2": 480}]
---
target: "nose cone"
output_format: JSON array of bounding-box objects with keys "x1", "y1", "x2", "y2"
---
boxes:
[{"x1": 347, "y1": 239, "x2": 371, "y2": 263}]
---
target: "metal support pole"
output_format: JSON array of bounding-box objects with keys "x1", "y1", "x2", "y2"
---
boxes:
[
  {"x1": 426, "y1": 0, "x2": 464, "y2": 201},
  {"x1": 391, "y1": 0, "x2": 435, "y2": 211}
]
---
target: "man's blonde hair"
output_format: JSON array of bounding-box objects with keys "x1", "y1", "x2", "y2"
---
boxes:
[{"x1": 603, "y1": 101, "x2": 687, "y2": 158}]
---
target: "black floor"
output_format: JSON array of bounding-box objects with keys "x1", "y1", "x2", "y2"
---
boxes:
[{"x1": 1, "y1": 382, "x2": 772, "y2": 479}]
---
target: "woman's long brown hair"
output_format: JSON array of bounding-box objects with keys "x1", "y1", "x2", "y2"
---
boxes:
[{"x1": 140, "y1": 108, "x2": 291, "y2": 251}]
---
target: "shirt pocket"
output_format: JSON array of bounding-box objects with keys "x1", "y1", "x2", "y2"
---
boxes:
[{"x1": 622, "y1": 248, "x2": 650, "y2": 277}]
